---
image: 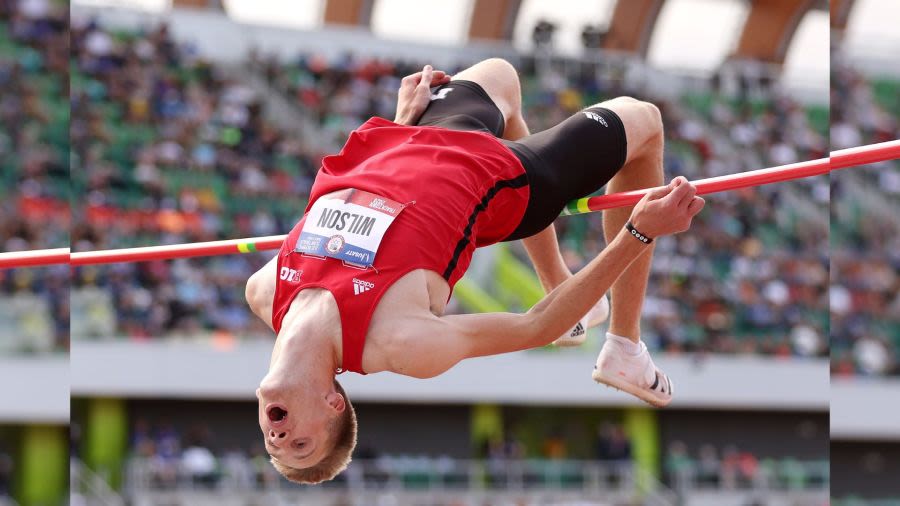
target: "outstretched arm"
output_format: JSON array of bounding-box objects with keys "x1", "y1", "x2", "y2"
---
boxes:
[{"x1": 389, "y1": 177, "x2": 705, "y2": 378}]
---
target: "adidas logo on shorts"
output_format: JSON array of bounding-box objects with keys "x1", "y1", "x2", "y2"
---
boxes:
[
  {"x1": 583, "y1": 110, "x2": 608, "y2": 127},
  {"x1": 352, "y1": 278, "x2": 375, "y2": 295},
  {"x1": 430, "y1": 88, "x2": 454, "y2": 101}
]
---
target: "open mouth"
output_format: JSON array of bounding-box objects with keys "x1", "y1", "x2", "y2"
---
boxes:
[{"x1": 266, "y1": 404, "x2": 288, "y2": 424}]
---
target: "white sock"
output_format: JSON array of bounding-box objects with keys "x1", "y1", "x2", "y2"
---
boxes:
[{"x1": 606, "y1": 332, "x2": 643, "y2": 356}]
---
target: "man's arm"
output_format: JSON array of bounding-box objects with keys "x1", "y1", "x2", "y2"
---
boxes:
[
  {"x1": 389, "y1": 178, "x2": 704, "y2": 379},
  {"x1": 391, "y1": 226, "x2": 648, "y2": 378}
]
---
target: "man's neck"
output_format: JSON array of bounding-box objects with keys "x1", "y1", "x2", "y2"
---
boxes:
[{"x1": 268, "y1": 292, "x2": 342, "y2": 388}]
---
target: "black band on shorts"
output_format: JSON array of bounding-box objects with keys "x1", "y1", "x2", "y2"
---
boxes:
[
  {"x1": 502, "y1": 106, "x2": 628, "y2": 241},
  {"x1": 415, "y1": 80, "x2": 505, "y2": 137}
]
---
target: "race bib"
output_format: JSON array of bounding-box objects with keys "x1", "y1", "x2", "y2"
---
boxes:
[{"x1": 295, "y1": 189, "x2": 405, "y2": 267}]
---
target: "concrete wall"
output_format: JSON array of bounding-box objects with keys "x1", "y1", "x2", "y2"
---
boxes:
[
  {"x1": 0, "y1": 356, "x2": 69, "y2": 423},
  {"x1": 70, "y1": 339, "x2": 829, "y2": 411}
]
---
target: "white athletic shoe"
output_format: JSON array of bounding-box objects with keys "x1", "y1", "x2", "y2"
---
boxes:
[
  {"x1": 586, "y1": 294, "x2": 610, "y2": 328},
  {"x1": 591, "y1": 336, "x2": 673, "y2": 407},
  {"x1": 552, "y1": 295, "x2": 609, "y2": 347}
]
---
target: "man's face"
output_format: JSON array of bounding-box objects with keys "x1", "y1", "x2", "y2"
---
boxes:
[{"x1": 255, "y1": 378, "x2": 343, "y2": 469}]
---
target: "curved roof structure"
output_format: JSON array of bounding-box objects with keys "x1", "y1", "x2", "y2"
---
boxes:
[{"x1": 75, "y1": 0, "x2": 842, "y2": 89}]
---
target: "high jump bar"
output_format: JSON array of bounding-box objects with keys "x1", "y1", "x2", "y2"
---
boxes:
[
  {"x1": 0, "y1": 248, "x2": 70, "y2": 269},
  {"x1": 0, "y1": 139, "x2": 897, "y2": 269},
  {"x1": 562, "y1": 139, "x2": 900, "y2": 215}
]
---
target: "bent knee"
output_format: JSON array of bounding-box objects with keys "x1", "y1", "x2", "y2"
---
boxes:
[
  {"x1": 456, "y1": 58, "x2": 522, "y2": 119},
  {"x1": 490, "y1": 58, "x2": 523, "y2": 110},
  {"x1": 595, "y1": 97, "x2": 663, "y2": 160},
  {"x1": 599, "y1": 97, "x2": 661, "y2": 131},
  {"x1": 471, "y1": 58, "x2": 517, "y2": 80}
]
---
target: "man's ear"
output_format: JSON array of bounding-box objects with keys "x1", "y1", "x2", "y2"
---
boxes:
[{"x1": 326, "y1": 392, "x2": 346, "y2": 413}]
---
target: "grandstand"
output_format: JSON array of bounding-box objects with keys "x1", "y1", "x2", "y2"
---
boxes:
[
  {"x1": 62, "y1": 1, "x2": 836, "y2": 506},
  {"x1": 67, "y1": 3, "x2": 830, "y2": 358},
  {"x1": 0, "y1": 0, "x2": 68, "y2": 352},
  {"x1": 0, "y1": 1, "x2": 70, "y2": 505},
  {"x1": 829, "y1": 1, "x2": 900, "y2": 502},
  {"x1": 12, "y1": 0, "x2": 900, "y2": 503}
]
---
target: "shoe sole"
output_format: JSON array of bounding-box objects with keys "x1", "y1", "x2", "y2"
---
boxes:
[
  {"x1": 591, "y1": 369, "x2": 672, "y2": 408},
  {"x1": 552, "y1": 336, "x2": 587, "y2": 347}
]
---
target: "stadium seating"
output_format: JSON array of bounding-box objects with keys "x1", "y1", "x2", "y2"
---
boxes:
[
  {"x1": 830, "y1": 58, "x2": 900, "y2": 376},
  {"x1": 0, "y1": 8, "x2": 69, "y2": 354},
  {"x1": 67, "y1": 20, "x2": 836, "y2": 364}
]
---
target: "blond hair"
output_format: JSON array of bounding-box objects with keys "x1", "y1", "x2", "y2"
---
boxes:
[{"x1": 269, "y1": 380, "x2": 357, "y2": 484}]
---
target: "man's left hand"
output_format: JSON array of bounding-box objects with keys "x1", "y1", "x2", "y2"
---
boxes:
[{"x1": 394, "y1": 65, "x2": 452, "y2": 126}]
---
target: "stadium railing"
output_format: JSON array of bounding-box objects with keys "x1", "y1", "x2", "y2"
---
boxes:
[
  {"x1": 121, "y1": 454, "x2": 827, "y2": 504},
  {"x1": 665, "y1": 458, "x2": 828, "y2": 494},
  {"x1": 124, "y1": 456, "x2": 676, "y2": 503},
  {"x1": 70, "y1": 458, "x2": 125, "y2": 506}
]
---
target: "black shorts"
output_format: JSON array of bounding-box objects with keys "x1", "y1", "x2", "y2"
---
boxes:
[{"x1": 416, "y1": 80, "x2": 628, "y2": 241}]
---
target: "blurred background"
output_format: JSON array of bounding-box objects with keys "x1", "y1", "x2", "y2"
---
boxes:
[
  {"x1": 62, "y1": 0, "x2": 837, "y2": 505},
  {"x1": 0, "y1": 0, "x2": 70, "y2": 505},
  {"x1": 9, "y1": 0, "x2": 900, "y2": 504},
  {"x1": 829, "y1": 0, "x2": 900, "y2": 504}
]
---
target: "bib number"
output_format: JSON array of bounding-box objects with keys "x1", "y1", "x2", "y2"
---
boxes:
[{"x1": 295, "y1": 189, "x2": 405, "y2": 267}]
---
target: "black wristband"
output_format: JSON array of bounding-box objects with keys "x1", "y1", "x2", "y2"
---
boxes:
[{"x1": 625, "y1": 222, "x2": 653, "y2": 244}]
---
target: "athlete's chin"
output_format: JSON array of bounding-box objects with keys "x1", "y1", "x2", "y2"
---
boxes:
[{"x1": 258, "y1": 372, "x2": 294, "y2": 402}]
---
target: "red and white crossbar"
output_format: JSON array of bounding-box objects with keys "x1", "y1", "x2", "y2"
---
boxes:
[{"x1": 1, "y1": 139, "x2": 898, "y2": 269}]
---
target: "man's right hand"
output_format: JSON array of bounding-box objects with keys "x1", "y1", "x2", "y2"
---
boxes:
[{"x1": 629, "y1": 176, "x2": 705, "y2": 238}]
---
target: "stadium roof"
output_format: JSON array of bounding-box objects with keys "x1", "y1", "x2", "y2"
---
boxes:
[{"x1": 71, "y1": 0, "x2": 895, "y2": 87}]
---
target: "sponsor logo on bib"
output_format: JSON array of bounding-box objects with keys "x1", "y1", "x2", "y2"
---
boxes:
[
  {"x1": 295, "y1": 189, "x2": 406, "y2": 267},
  {"x1": 325, "y1": 235, "x2": 345, "y2": 254}
]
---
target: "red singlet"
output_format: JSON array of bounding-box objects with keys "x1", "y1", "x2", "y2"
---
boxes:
[{"x1": 272, "y1": 117, "x2": 529, "y2": 373}]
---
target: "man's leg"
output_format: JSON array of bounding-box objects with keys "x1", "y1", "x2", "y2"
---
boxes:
[
  {"x1": 450, "y1": 58, "x2": 570, "y2": 291},
  {"x1": 434, "y1": 82, "x2": 671, "y2": 404},
  {"x1": 593, "y1": 97, "x2": 665, "y2": 343},
  {"x1": 570, "y1": 97, "x2": 673, "y2": 407},
  {"x1": 504, "y1": 114, "x2": 571, "y2": 291}
]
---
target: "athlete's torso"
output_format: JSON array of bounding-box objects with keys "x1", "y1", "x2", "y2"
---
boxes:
[
  {"x1": 272, "y1": 117, "x2": 529, "y2": 374},
  {"x1": 275, "y1": 268, "x2": 450, "y2": 375}
]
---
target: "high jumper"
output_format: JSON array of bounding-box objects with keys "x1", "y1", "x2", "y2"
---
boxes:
[{"x1": 243, "y1": 58, "x2": 704, "y2": 484}]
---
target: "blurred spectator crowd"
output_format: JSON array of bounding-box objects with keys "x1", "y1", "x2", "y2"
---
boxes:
[
  {"x1": 0, "y1": 0, "x2": 69, "y2": 354},
  {"x1": 69, "y1": 19, "x2": 286, "y2": 339},
  {"x1": 114, "y1": 418, "x2": 824, "y2": 498},
  {"x1": 664, "y1": 440, "x2": 827, "y2": 493},
  {"x1": 830, "y1": 53, "x2": 900, "y2": 376},
  {"x1": 122, "y1": 419, "x2": 281, "y2": 491},
  {"x1": 66, "y1": 19, "x2": 835, "y2": 361}
]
